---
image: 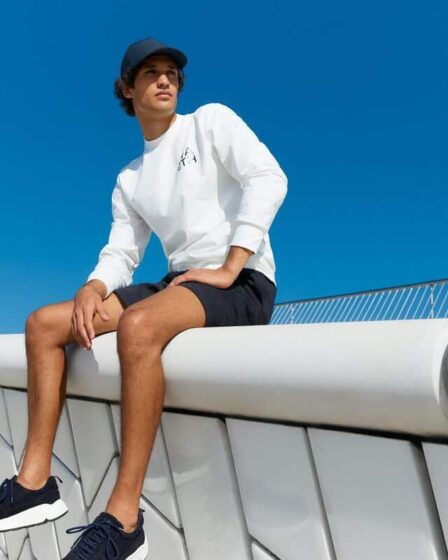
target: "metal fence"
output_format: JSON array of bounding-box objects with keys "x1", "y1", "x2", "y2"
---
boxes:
[{"x1": 271, "y1": 278, "x2": 448, "y2": 325}]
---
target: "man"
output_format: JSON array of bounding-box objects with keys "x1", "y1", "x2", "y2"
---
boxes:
[{"x1": 0, "y1": 37, "x2": 287, "y2": 558}]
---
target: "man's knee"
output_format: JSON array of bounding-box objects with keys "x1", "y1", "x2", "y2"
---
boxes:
[
  {"x1": 25, "y1": 306, "x2": 59, "y2": 338},
  {"x1": 117, "y1": 307, "x2": 164, "y2": 350},
  {"x1": 25, "y1": 301, "x2": 74, "y2": 345}
]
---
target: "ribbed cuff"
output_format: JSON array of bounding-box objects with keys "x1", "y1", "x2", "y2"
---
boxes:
[
  {"x1": 230, "y1": 223, "x2": 265, "y2": 254},
  {"x1": 86, "y1": 271, "x2": 116, "y2": 299}
]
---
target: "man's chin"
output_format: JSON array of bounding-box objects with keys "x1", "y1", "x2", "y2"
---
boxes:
[{"x1": 137, "y1": 103, "x2": 176, "y2": 117}]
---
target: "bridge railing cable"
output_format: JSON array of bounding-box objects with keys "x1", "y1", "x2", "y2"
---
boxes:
[{"x1": 271, "y1": 278, "x2": 448, "y2": 324}]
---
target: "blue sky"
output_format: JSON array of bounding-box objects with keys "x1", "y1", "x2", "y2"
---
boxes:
[{"x1": 1, "y1": 0, "x2": 447, "y2": 333}]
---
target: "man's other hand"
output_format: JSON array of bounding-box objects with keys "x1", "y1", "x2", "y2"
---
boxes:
[
  {"x1": 167, "y1": 266, "x2": 238, "y2": 289},
  {"x1": 72, "y1": 285, "x2": 110, "y2": 350}
]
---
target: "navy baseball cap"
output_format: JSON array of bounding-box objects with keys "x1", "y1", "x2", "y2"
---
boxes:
[{"x1": 120, "y1": 37, "x2": 188, "y2": 77}]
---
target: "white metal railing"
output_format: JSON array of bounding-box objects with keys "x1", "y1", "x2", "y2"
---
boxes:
[{"x1": 271, "y1": 278, "x2": 448, "y2": 324}]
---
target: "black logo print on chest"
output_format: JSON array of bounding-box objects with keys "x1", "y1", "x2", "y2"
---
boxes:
[{"x1": 177, "y1": 147, "x2": 198, "y2": 171}]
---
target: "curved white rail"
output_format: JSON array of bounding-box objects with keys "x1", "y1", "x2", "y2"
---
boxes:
[{"x1": 1, "y1": 319, "x2": 448, "y2": 436}]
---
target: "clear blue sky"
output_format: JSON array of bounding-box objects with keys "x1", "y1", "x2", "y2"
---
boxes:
[{"x1": 1, "y1": 0, "x2": 447, "y2": 333}]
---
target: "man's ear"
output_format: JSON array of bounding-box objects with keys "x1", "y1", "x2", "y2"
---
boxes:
[{"x1": 121, "y1": 84, "x2": 134, "y2": 99}]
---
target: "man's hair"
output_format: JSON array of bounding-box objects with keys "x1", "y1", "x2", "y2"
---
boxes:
[{"x1": 113, "y1": 59, "x2": 185, "y2": 117}]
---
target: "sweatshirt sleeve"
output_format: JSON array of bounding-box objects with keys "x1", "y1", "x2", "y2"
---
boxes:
[
  {"x1": 86, "y1": 176, "x2": 152, "y2": 298},
  {"x1": 207, "y1": 103, "x2": 288, "y2": 254}
]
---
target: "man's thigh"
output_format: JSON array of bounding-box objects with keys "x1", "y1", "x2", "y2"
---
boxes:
[
  {"x1": 27, "y1": 292, "x2": 125, "y2": 347},
  {"x1": 118, "y1": 285, "x2": 206, "y2": 347}
]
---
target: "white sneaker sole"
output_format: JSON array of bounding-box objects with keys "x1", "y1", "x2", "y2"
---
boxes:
[
  {"x1": 127, "y1": 534, "x2": 148, "y2": 559},
  {"x1": 0, "y1": 498, "x2": 68, "y2": 531}
]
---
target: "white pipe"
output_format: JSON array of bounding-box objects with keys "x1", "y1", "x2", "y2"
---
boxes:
[{"x1": 1, "y1": 319, "x2": 448, "y2": 436}]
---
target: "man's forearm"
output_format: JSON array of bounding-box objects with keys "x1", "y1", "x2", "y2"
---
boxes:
[{"x1": 222, "y1": 245, "x2": 254, "y2": 277}]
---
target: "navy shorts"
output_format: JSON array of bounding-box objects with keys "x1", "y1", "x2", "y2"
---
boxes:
[{"x1": 113, "y1": 267, "x2": 277, "y2": 327}]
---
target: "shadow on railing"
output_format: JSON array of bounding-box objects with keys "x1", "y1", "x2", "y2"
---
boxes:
[{"x1": 271, "y1": 278, "x2": 448, "y2": 324}]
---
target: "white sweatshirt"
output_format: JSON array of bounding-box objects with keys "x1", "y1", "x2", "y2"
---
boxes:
[{"x1": 86, "y1": 102, "x2": 288, "y2": 298}]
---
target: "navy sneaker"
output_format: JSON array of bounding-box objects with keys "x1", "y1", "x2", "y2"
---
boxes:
[
  {"x1": 63, "y1": 508, "x2": 148, "y2": 559},
  {"x1": 0, "y1": 474, "x2": 68, "y2": 532}
]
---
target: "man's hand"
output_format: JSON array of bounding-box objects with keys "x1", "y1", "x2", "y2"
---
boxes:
[
  {"x1": 72, "y1": 285, "x2": 110, "y2": 350},
  {"x1": 167, "y1": 247, "x2": 254, "y2": 289},
  {"x1": 168, "y1": 266, "x2": 239, "y2": 289}
]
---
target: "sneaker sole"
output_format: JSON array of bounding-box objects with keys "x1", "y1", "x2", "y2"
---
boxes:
[
  {"x1": 0, "y1": 499, "x2": 68, "y2": 532},
  {"x1": 126, "y1": 534, "x2": 148, "y2": 559}
]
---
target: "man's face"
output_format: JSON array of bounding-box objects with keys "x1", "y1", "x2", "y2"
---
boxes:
[{"x1": 122, "y1": 54, "x2": 180, "y2": 116}]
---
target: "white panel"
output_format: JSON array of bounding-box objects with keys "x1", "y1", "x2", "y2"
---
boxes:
[
  {"x1": 67, "y1": 398, "x2": 117, "y2": 506},
  {"x1": 53, "y1": 403, "x2": 79, "y2": 477},
  {"x1": 0, "y1": 335, "x2": 27, "y2": 391},
  {"x1": 423, "y1": 442, "x2": 448, "y2": 548},
  {"x1": 3, "y1": 389, "x2": 28, "y2": 467},
  {"x1": 163, "y1": 412, "x2": 252, "y2": 560},
  {"x1": 0, "y1": 438, "x2": 18, "y2": 557},
  {"x1": 141, "y1": 498, "x2": 187, "y2": 560},
  {"x1": 110, "y1": 403, "x2": 120, "y2": 449},
  {"x1": 111, "y1": 405, "x2": 181, "y2": 527},
  {"x1": 309, "y1": 429, "x2": 446, "y2": 560},
  {"x1": 0, "y1": 435, "x2": 17, "y2": 481},
  {"x1": 0, "y1": 533, "x2": 6, "y2": 555},
  {"x1": 252, "y1": 541, "x2": 278, "y2": 560},
  {"x1": 88, "y1": 457, "x2": 119, "y2": 522},
  {"x1": 0, "y1": 390, "x2": 12, "y2": 445},
  {"x1": 227, "y1": 419, "x2": 333, "y2": 560},
  {"x1": 17, "y1": 538, "x2": 33, "y2": 560},
  {"x1": 5, "y1": 528, "x2": 27, "y2": 560},
  {"x1": 28, "y1": 517, "x2": 59, "y2": 560},
  {"x1": 51, "y1": 454, "x2": 88, "y2": 558}
]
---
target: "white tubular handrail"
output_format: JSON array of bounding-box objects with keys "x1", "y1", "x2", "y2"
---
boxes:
[{"x1": 1, "y1": 319, "x2": 448, "y2": 437}]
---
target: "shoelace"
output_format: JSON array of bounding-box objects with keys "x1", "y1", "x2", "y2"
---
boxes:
[
  {"x1": 66, "y1": 518, "x2": 126, "y2": 560},
  {"x1": 0, "y1": 475, "x2": 62, "y2": 505},
  {"x1": 0, "y1": 478, "x2": 15, "y2": 506}
]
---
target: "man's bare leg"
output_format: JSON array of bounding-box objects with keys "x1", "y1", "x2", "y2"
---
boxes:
[
  {"x1": 16, "y1": 293, "x2": 125, "y2": 490},
  {"x1": 104, "y1": 285, "x2": 206, "y2": 533}
]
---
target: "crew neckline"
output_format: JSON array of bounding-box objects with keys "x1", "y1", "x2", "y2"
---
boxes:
[{"x1": 143, "y1": 113, "x2": 183, "y2": 152}]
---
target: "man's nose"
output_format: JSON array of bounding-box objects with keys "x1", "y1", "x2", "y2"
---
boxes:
[{"x1": 157, "y1": 73, "x2": 170, "y2": 86}]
